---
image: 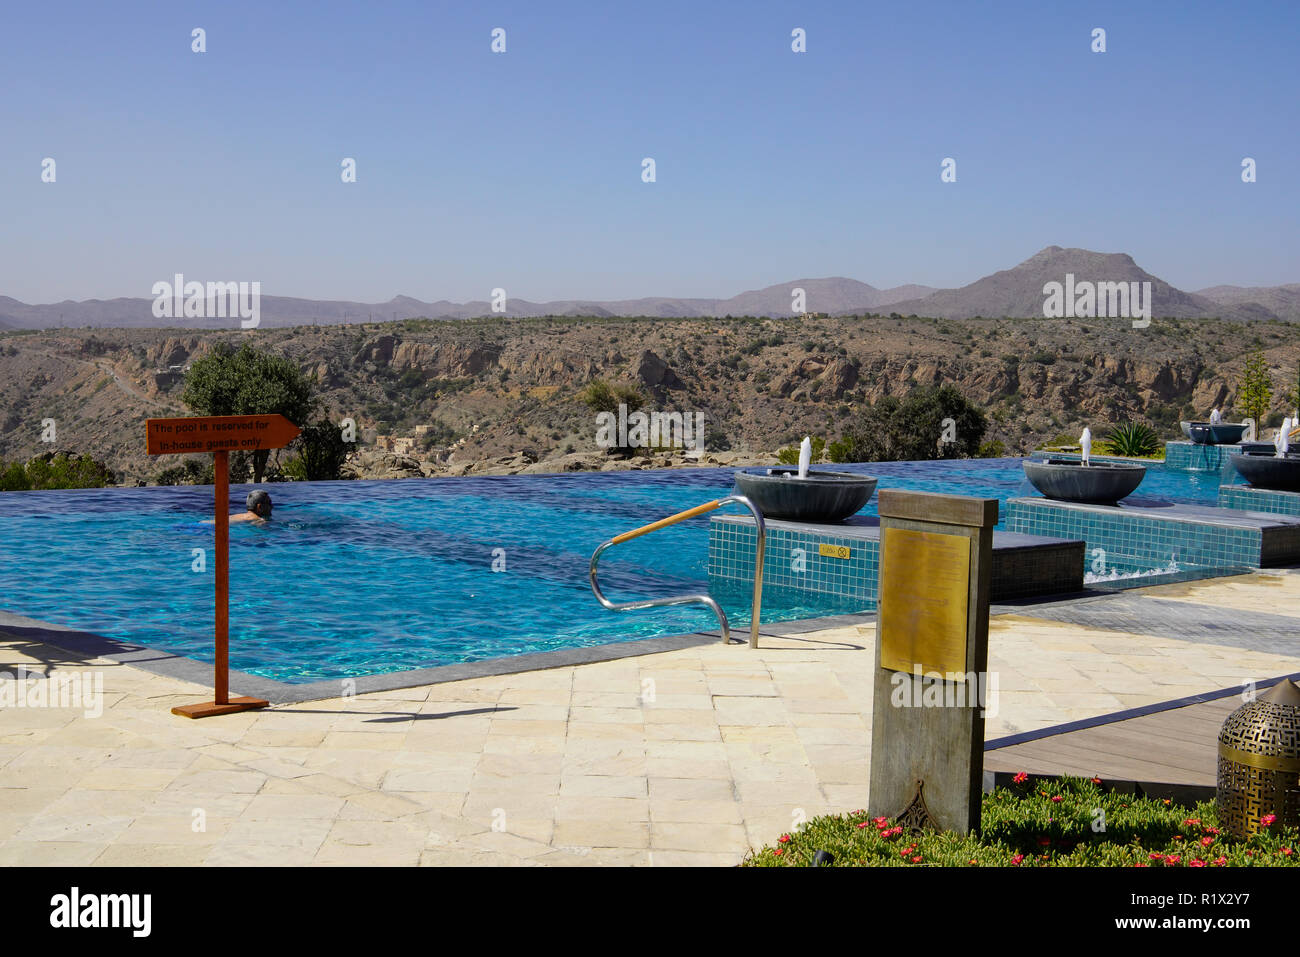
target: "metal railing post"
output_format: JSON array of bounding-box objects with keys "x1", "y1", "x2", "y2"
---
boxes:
[{"x1": 589, "y1": 494, "x2": 765, "y2": 647}]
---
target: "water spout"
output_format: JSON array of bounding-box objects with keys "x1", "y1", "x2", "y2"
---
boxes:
[
  {"x1": 1080, "y1": 427, "x2": 1092, "y2": 466},
  {"x1": 1209, "y1": 407, "x2": 1222, "y2": 425},
  {"x1": 1278, "y1": 418, "x2": 1292, "y2": 458},
  {"x1": 797, "y1": 436, "x2": 812, "y2": 479}
]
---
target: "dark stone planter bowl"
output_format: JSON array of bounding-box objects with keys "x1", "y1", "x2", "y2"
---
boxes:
[
  {"x1": 1023, "y1": 458, "x2": 1147, "y2": 504},
  {"x1": 733, "y1": 468, "x2": 877, "y2": 523},
  {"x1": 1188, "y1": 422, "x2": 1249, "y2": 445},
  {"x1": 1230, "y1": 453, "x2": 1300, "y2": 493}
]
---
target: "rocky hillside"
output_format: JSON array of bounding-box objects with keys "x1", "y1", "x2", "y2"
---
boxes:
[{"x1": 1, "y1": 313, "x2": 1297, "y2": 485}]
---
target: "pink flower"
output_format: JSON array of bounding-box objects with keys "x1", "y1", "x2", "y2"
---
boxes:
[
  {"x1": 1050, "y1": 795, "x2": 1063, "y2": 803},
  {"x1": 856, "y1": 822, "x2": 869, "y2": 829},
  {"x1": 1261, "y1": 813, "x2": 1277, "y2": 827},
  {"x1": 872, "y1": 817, "x2": 888, "y2": 827},
  {"x1": 1010, "y1": 853, "x2": 1024, "y2": 866},
  {"x1": 778, "y1": 834, "x2": 791, "y2": 844},
  {"x1": 1189, "y1": 859, "x2": 1206, "y2": 867},
  {"x1": 1201, "y1": 837, "x2": 1214, "y2": 847},
  {"x1": 1183, "y1": 818, "x2": 1201, "y2": 826},
  {"x1": 910, "y1": 855, "x2": 922, "y2": 863},
  {"x1": 1013, "y1": 772, "x2": 1028, "y2": 784},
  {"x1": 1164, "y1": 854, "x2": 1181, "y2": 865},
  {"x1": 1213, "y1": 856, "x2": 1227, "y2": 866}
]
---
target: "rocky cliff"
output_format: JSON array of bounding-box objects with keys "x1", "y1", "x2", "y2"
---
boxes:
[{"x1": 0, "y1": 313, "x2": 1296, "y2": 484}]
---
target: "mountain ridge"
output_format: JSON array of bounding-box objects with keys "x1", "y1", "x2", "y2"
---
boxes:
[{"x1": 2, "y1": 248, "x2": 1297, "y2": 328}]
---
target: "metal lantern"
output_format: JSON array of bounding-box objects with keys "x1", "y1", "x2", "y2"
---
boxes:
[{"x1": 1217, "y1": 678, "x2": 1300, "y2": 838}]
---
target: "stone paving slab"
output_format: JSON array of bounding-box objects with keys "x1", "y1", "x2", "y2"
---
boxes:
[
  {"x1": 1009, "y1": 575, "x2": 1300, "y2": 654},
  {"x1": 2, "y1": 567, "x2": 1299, "y2": 866}
]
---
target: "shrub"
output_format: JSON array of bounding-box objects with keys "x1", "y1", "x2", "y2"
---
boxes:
[
  {"x1": 0, "y1": 453, "x2": 115, "y2": 491},
  {"x1": 1104, "y1": 422, "x2": 1161, "y2": 457},
  {"x1": 579, "y1": 379, "x2": 646, "y2": 414},
  {"x1": 155, "y1": 458, "x2": 213, "y2": 485},
  {"x1": 280, "y1": 419, "x2": 352, "y2": 481},
  {"x1": 745, "y1": 775, "x2": 1300, "y2": 867},
  {"x1": 834, "y1": 385, "x2": 988, "y2": 463}
]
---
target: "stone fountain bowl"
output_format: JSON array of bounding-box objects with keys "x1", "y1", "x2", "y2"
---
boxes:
[
  {"x1": 733, "y1": 468, "x2": 877, "y2": 523},
  {"x1": 1022, "y1": 458, "x2": 1147, "y2": 504},
  {"x1": 1188, "y1": 422, "x2": 1249, "y2": 445},
  {"x1": 1230, "y1": 452, "x2": 1300, "y2": 493}
]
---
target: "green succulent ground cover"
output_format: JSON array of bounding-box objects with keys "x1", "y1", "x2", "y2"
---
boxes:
[{"x1": 745, "y1": 776, "x2": 1300, "y2": 867}]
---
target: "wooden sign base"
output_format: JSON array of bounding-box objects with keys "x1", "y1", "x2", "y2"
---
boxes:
[{"x1": 172, "y1": 696, "x2": 269, "y2": 719}]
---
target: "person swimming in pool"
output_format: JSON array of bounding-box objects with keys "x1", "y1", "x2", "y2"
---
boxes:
[{"x1": 230, "y1": 489, "x2": 273, "y2": 523}]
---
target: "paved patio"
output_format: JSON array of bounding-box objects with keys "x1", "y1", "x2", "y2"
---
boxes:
[{"x1": 2, "y1": 567, "x2": 1298, "y2": 866}]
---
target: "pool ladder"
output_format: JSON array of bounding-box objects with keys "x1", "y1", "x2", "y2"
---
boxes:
[{"x1": 590, "y1": 495, "x2": 766, "y2": 647}]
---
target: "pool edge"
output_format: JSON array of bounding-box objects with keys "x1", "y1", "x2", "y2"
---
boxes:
[{"x1": 0, "y1": 607, "x2": 875, "y2": 705}]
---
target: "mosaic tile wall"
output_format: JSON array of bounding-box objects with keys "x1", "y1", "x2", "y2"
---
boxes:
[
  {"x1": 709, "y1": 517, "x2": 878, "y2": 599},
  {"x1": 1005, "y1": 498, "x2": 1265, "y2": 569},
  {"x1": 1164, "y1": 441, "x2": 1241, "y2": 472},
  {"x1": 709, "y1": 517, "x2": 1084, "y2": 603},
  {"x1": 1218, "y1": 485, "x2": 1300, "y2": 517}
]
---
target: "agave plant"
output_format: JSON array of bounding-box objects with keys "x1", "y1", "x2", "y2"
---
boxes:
[{"x1": 1104, "y1": 421, "x2": 1161, "y2": 458}]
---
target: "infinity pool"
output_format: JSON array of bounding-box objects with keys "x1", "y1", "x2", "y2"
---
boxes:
[{"x1": 0, "y1": 458, "x2": 1225, "y2": 682}]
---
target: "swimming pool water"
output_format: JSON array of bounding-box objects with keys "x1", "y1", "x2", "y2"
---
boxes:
[{"x1": 0, "y1": 459, "x2": 1224, "y2": 683}]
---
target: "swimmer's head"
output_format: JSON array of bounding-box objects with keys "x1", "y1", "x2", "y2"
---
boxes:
[{"x1": 246, "y1": 490, "x2": 272, "y2": 517}]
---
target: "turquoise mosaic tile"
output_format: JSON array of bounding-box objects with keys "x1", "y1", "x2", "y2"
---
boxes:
[
  {"x1": 1219, "y1": 484, "x2": 1300, "y2": 517},
  {"x1": 1164, "y1": 441, "x2": 1242, "y2": 473},
  {"x1": 709, "y1": 518, "x2": 879, "y2": 601},
  {"x1": 1005, "y1": 499, "x2": 1265, "y2": 569}
]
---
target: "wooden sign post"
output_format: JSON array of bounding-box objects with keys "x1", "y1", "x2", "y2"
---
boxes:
[
  {"x1": 145, "y1": 414, "x2": 301, "y2": 718},
  {"x1": 867, "y1": 490, "x2": 998, "y2": 834}
]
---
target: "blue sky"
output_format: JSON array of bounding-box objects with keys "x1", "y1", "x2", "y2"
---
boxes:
[{"x1": 3, "y1": 0, "x2": 1297, "y2": 303}]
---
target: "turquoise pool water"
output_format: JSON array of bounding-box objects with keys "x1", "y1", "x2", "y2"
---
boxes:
[{"x1": 0, "y1": 458, "x2": 1224, "y2": 682}]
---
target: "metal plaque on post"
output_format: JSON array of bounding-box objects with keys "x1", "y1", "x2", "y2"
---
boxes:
[{"x1": 868, "y1": 490, "x2": 998, "y2": 835}]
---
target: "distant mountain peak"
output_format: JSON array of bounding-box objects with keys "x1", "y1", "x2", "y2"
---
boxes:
[{"x1": 0, "y1": 249, "x2": 1294, "y2": 327}]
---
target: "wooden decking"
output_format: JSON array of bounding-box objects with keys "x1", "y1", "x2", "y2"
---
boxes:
[{"x1": 984, "y1": 695, "x2": 1245, "y2": 788}]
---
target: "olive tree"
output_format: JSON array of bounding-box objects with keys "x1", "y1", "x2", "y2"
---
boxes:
[{"x1": 181, "y1": 342, "x2": 315, "y2": 482}]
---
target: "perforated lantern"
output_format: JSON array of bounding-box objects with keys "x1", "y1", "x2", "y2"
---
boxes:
[{"x1": 1217, "y1": 679, "x2": 1300, "y2": 838}]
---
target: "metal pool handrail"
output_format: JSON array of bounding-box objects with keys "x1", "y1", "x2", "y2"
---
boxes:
[{"x1": 589, "y1": 495, "x2": 766, "y2": 648}]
